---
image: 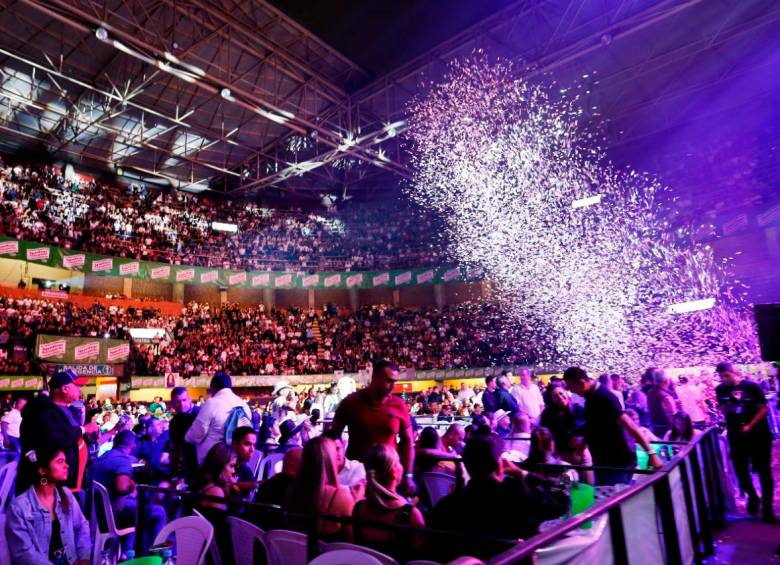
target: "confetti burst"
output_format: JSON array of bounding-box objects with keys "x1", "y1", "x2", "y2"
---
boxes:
[{"x1": 405, "y1": 54, "x2": 760, "y2": 376}]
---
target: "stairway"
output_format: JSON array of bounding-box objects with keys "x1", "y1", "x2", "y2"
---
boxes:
[{"x1": 312, "y1": 318, "x2": 326, "y2": 361}]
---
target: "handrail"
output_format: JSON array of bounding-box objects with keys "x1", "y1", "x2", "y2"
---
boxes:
[{"x1": 487, "y1": 427, "x2": 723, "y2": 565}]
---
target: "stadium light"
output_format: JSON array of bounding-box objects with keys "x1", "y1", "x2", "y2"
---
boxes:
[
  {"x1": 669, "y1": 298, "x2": 716, "y2": 314},
  {"x1": 572, "y1": 194, "x2": 602, "y2": 208}
]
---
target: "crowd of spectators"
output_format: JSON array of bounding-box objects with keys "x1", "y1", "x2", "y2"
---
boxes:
[
  {"x1": 0, "y1": 297, "x2": 537, "y2": 376},
  {"x1": 0, "y1": 161, "x2": 447, "y2": 272}
]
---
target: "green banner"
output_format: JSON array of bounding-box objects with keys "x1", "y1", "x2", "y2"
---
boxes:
[
  {"x1": 35, "y1": 334, "x2": 130, "y2": 364},
  {"x1": 0, "y1": 237, "x2": 483, "y2": 289}
]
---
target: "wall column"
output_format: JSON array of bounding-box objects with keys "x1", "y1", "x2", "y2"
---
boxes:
[
  {"x1": 308, "y1": 289, "x2": 316, "y2": 309},
  {"x1": 219, "y1": 288, "x2": 228, "y2": 305},
  {"x1": 392, "y1": 289, "x2": 400, "y2": 307},
  {"x1": 263, "y1": 288, "x2": 275, "y2": 309},
  {"x1": 172, "y1": 282, "x2": 185, "y2": 303},
  {"x1": 122, "y1": 278, "x2": 133, "y2": 298},
  {"x1": 349, "y1": 288, "x2": 359, "y2": 311},
  {"x1": 433, "y1": 284, "x2": 445, "y2": 308}
]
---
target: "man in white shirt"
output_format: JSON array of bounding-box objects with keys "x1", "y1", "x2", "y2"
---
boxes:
[
  {"x1": 509, "y1": 369, "x2": 545, "y2": 423},
  {"x1": 185, "y1": 373, "x2": 251, "y2": 464},
  {"x1": 457, "y1": 382, "x2": 475, "y2": 404},
  {"x1": 1, "y1": 397, "x2": 26, "y2": 452}
]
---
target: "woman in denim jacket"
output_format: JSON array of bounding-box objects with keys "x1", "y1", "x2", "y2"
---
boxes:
[{"x1": 6, "y1": 446, "x2": 91, "y2": 565}]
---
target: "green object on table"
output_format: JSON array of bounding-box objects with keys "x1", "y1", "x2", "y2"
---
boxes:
[
  {"x1": 568, "y1": 482, "x2": 596, "y2": 529},
  {"x1": 121, "y1": 557, "x2": 163, "y2": 565}
]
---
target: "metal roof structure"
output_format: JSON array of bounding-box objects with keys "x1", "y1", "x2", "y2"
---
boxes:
[{"x1": 0, "y1": 0, "x2": 778, "y2": 196}]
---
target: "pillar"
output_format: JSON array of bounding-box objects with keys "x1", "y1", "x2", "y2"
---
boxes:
[
  {"x1": 308, "y1": 289, "x2": 316, "y2": 309},
  {"x1": 122, "y1": 278, "x2": 133, "y2": 298},
  {"x1": 219, "y1": 288, "x2": 228, "y2": 305},
  {"x1": 434, "y1": 283, "x2": 445, "y2": 308},
  {"x1": 349, "y1": 288, "x2": 359, "y2": 312},
  {"x1": 766, "y1": 227, "x2": 780, "y2": 258},
  {"x1": 263, "y1": 288, "x2": 275, "y2": 309},
  {"x1": 172, "y1": 282, "x2": 185, "y2": 303},
  {"x1": 392, "y1": 289, "x2": 400, "y2": 307}
]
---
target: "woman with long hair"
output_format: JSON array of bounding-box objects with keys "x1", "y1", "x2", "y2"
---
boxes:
[
  {"x1": 286, "y1": 436, "x2": 354, "y2": 538},
  {"x1": 193, "y1": 442, "x2": 237, "y2": 511},
  {"x1": 664, "y1": 411, "x2": 700, "y2": 442},
  {"x1": 524, "y1": 427, "x2": 580, "y2": 484},
  {"x1": 6, "y1": 446, "x2": 91, "y2": 565},
  {"x1": 353, "y1": 444, "x2": 425, "y2": 560}
]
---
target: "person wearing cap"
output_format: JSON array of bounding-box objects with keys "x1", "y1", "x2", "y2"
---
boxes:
[
  {"x1": 715, "y1": 361, "x2": 775, "y2": 522},
  {"x1": 185, "y1": 372, "x2": 251, "y2": 465},
  {"x1": 331, "y1": 360, "x2": 415, "y2": 495},
  {"x1": 275, "y1": 418, "x2": 308, "y2": 454},
  {"x1": 271, "y1": 381, "x2": 295, "y2": 421},
  {"x1": 20, "y1": 370, "x2": 99, "y2": 489}
]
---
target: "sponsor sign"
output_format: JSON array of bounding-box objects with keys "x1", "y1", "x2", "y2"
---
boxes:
[
  {"x1": 346, "y1": 274, "x2": 363, "y2": 288},
  {"x1": 0, "y1": 240, "x2": 19, "y2": 255},
  {"x1": 26, "y1": 247, "x2": 50, "y2": 261},
  {"x1": 275, "y1": 273, "x2": 293, "y2": 287},
  {"x1": 228, "y1": 272, "x2": 247, "y2": 285},
  {"x1": 302, "y1": 274, "x2": 319, "y2": 287},
  {"x1": 41, "y1": 290, "x2": 69, "y2": 299},
  {"x1": 92, "y1": 258, "x2": 113, "y2": 272},
  {"x1": 107, "y1": 343, "x2": 130, "y2": 362},
  {"x1": 324, "y1": 274, "x2": 341, "y2": 287},
  {"x1": 373, "y1": 273, "x2": 390, "y2": 286},
  {"x1": 38, "y1": 339, "x2": 67, "y2": 358},
  {"x1": 151, "y1": 266, "x2": 171, "y2": 279},
  {"x1": 200, "y1": 270, "x2": 219, "y2": 283},
  {"x1": 119, "y1": 261, "x2": 140, "y2": 275},
  {"x1": 417, "y1": 270, "x2": 435, "y2": 284},
  {"x1": 252, "y1": 273, "x2": 270, "y2": 286},
  {"x1": 57, "y1": 364, "x2": 114, "y2": 376},
  {"x1": 176, "y1": 268, "x2": 195, "y2": 282},
  {"x1": 442, "y1": 268, "x2": 461, "y2": 282},
  {"x1": 63, "y1": 254, "x2": 85, "y2": 268},
  {"x1": 74, "y1": 341, "x2": 100, "y2": 361},
  {"x1": 395, "y1": 271, "x2": 412, "y2": 285}
]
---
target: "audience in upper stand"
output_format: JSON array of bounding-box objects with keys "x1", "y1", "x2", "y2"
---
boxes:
[{"x1": 0, "y1": 161, "x2": 447, "y2": 272}]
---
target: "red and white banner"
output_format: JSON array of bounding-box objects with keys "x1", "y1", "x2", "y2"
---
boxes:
[
  {"x1": 63, "y1": 254, "x2": 85, "y2": 269},
  {"x1": 92, "y1": 258, "x2": 113, "y2": 272},
  {"x1": 229, "y1": 272, "x2": 247, "y2": 285},
  {"x1": 26, "y1": 247, "x2": 50, "y2": 261},
  {"x1": 151, "y1": 266, "x2": 171, "y2": 279},
  {"x1": 443, "y1": 268, "x2": 461, "y2": 282},
  {"x1": 200, "y1": 270, "x2": 218, "y2": 283},
  {"x1": 324, "y1": 274, "x2": 341, "y2": 287},
  {"x1": 757, "y1": 203, "x2": 780, "y2": 227},
  {"x1": 395, "y1": 272, "x2": 412, "y2": 285},
  {"x1": 107, "y1": 343, "x2": 130, "y2": 362},
  {"x1": 0, "y1": 241, "x2": 19, "y2": 255},
  {"x1": 373, "y1": 273, "x2": 390, "y2": 286},
  {"x1": 722, "y1": 214, "x2": 748, "y2": 235},
  {"x1": 346, "y1": 274, "x2": 364, "y2": 288},
  {"x1": 275, "y1": 273, "x2": 292, "y2": 287},
  {"x1": 252, "y1": 274, "x2": 270, "y2": 286},
  {"x1": 38, "y1": 339, "x2": 67, "y2": 358},
  {"x1": 41, "y1": 290, "x2": 68, "y2": 300},
  {"x1": 302, "y1": 274, "x2": 319, "y2": 287},
  {"x1": 119, "y1": 262, "x2": 140, "y2": 275},
  {"x1": 176, "y1": 268, "x2": 195, "y2": 282},
  {"x1": 74, "y1": 341, "x2": 100, "y2": 361},
  {"x1": 416, "y1": 270, "x2": 435, "y2": 284}
]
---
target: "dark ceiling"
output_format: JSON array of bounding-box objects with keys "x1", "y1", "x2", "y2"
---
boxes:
[{"x1": 268, "y1": 0, "x2": 518, "y2": 79}]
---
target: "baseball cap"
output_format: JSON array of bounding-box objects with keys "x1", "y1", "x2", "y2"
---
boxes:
[{"x1": 48, "y1": 369, "x2": 87, "y2": 390}]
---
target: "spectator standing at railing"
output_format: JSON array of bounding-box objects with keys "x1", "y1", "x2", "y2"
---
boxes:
[
  {"x1": 1, "y1": 396, "x2": 25, "y2": 452},
  {"x1": 563, "y1": 367, "x2": 663, "y2": 485},
  {"x1": 647, "y1": 369, "x2": 677, "y2": 437},
  {"x1": 510, "y1": 369, "x2": 545, "y2": 423},
  {"x1": 715, "y1": 362, "x2": 775, "y2": 523},
  {"x1": 168, "y1": 387, "x2": 199, "y2": 483}
]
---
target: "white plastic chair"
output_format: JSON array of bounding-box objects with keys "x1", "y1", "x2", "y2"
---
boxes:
[
  {"x1": 0, "y1": 460, "x2": 17, "y2": 511},
  {"x1": 264, "y1": 529, "x2": 309, "y2": 565},
  {"x1": 228, "y1": 516, "x2": 268, "y2": 565},
  {"x1": 407, "y1": 561, "x2": 442, "y2": 565},
  {"x1": 418, "y1": 472, "x2": 457, "y2": 507},
  {"x1": 256, "y1": 453, "x2": 285, "y2": 480},
  {"x1": 323, "y1": 542, "x2": 398, "y2": 565},
  {"x1": 153, "y1": 515, "x2": 213, "y2": 565},
  {"x1": 192, "y1": 509, "x2": 223, "y2": 565},
  {"x1": 91, "y1": 481, "x2": 135, "y2": 565},
  {"x1": 309, "y1": 549, "x2": 383, "y2": 565}
]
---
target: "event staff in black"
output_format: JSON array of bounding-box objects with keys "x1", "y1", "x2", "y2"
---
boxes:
[
  {"x1": 715, "y1": 362, "x2": 775, "y2": 522},
  {"x1": 19, "y1": 369, "x2": 99, "y2": 489},
  {"x1": 563, "y1": 367, "x2": 663, "y2": 485}
]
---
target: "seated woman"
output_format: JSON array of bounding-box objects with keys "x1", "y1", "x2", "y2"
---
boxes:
[
  {"x1": 540, "y1": 382, "x2": 592, "y2": 479},
  {"x1": 6, "y1": 446, "x2": 91, "y2": 565},
  {"x1": 191, "y1": 442, "x2": 237, "y2": 563},
  {"x1": 523, "y1": 427, "x2": 581, "y2": 484},
  {"x1": 415, "y1": 426, "x2": 456, "y2": 475},
  {"x1": 286, "y1": 436, "x2": 354, "y2": 540},
  {"x1": 352, "y1": 444, "x2": 425, "y2": 561},
  {"x1": 664, "y1": 411, "x2": 701, "y2": 443},
  {"x1": 625, "y1": 408, "x2": 661, "y2": 443}
]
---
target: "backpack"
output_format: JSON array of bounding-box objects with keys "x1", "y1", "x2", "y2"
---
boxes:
[{"x1": 224, "y1": 405, "x2": 252, "y2": 444}]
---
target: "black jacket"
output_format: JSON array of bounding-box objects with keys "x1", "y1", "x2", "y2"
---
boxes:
[{"x1": 20, "y1": 395, "x2": 83, "y2": 488}]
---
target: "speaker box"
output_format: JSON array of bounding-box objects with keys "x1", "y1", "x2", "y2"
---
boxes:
[{"x1": 753, "y1": 304, "x2": 780, "y2": 361}]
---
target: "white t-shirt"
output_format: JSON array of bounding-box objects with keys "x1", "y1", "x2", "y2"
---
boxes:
[
  {"x1": 510, "y1": 383, "x2": 545, "y2": 420},
  {"x1": 1, "y1": 408, "x2": 22, "y2": 438}
]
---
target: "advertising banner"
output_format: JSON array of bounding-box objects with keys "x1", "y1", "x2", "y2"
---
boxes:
[{"x1": 35, "y1": 334, "x2": 130, "y2": 364}]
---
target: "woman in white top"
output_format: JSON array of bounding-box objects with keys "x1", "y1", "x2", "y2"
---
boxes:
[{"x1": 663, "y1": 411, "x2": 702, "y2": 443}]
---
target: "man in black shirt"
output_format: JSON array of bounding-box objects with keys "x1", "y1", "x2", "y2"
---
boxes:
[
  {"x1": 564, "y1": 367, "x2": 663, "y2": 485},
  {"x1": 168, "y1": 387, "x2": 199, "y2": 483},
  {"x1": 715, "y1": 362, "x2": 775, "y2": 522}
]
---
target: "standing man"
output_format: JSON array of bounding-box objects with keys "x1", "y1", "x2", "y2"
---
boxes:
[
  {"x1": 647, "y1": 369, "x2": 677, "y2": 437},
  {"x1": 495, "y1": 373, "x2": 520, "y2": 414},
  {"x1": 1, "y1": 396, "x2": 26, "y2": 452},
  {"x1": 20, "y1": 370, "x2": 99, "y2": 489},
  {"x1": 168, "y1": 387, "x2": 199, "y2": 482},
  {"x1": 510, "y1": 369, "x2": 545, "y2": 423},
  {"x1": 185, "y1": 372, "x2": 251, "y2": 465},
  {"x1": 331, "y1": 360, "x2": 415, "y2": 494},
  {"x1": 563, "y1": 367, "x2": 663, "y2": 485},
  {"x1": 715, "y1": 362, "x2": 775, "y2": 522}
]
